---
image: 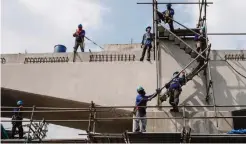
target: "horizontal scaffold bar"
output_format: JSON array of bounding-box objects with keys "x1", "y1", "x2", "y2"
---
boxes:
[
  {"x1": 2, "y1": 116, "x2": 246, "y2": 122},
  {"x1": 207, "y1": 33, "x2": 246, "y2": 35},
  {"x1": 137, "y1": 2, "x2": 213, "y2": 5},
  {"x1": 2, "y1": 105, "x2": 246, "y2": 110}
]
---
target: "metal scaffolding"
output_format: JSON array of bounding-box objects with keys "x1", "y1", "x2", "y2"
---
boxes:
[
  {"x1": 2, "y1": 0, "x2": 246, "y2": 143},
  {"x1": 1, "y1": 104, "x2": 246, "y2": 142}
]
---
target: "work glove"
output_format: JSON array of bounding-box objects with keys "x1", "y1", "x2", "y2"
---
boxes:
[
  {"x1": 164, "y1": 83, "x2": 169, "y2": 89},
  {"x1": 156, "y1": 88, "x2": 162, "y2": 94}
]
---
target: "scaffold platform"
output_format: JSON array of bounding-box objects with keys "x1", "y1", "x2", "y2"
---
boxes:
[{"x1": 2, "y1": 132, "x2": 246, "y2": 143}]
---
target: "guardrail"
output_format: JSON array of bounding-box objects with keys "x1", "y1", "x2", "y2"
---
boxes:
[
  {"x1": 89, "y1": 54, "x2": 136, "y2": 62},
  {"x1": 224, "y1": 54, "x2": 245, "y2": 61},
  {"x1": 24, "y1": 57, "x2": 69, "y2": 64}
]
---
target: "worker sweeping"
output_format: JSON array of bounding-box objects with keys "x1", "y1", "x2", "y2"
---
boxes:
[
  {"x1": 133, "y1": 86, "x2": 161, "y2": 132},
  {"x1": 73, "y1": 24, "x2": 86, "y2": 53},
  {"x1": 157, "y1": 3, "x2": 175, "y2": 32},
  {"x1": 159, "y1": 71, "x2": 186, "y2": 112},
  {"x1": 11, "y1": 100, "x2": 24, "y2": 139}
]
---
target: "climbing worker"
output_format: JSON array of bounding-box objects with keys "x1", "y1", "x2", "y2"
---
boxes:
[
  {"x1": 159, "y1": 71, "x2": 186, "y2": 112},
  {"x1": 73, "y1": 24, "x2": 86, "y2": 53},
  {"x1": 162, "y1": 3, "x2": 175, "y2": 32},
  {"x1": 195, "y1": 20, "x2": 206, "y2": 53},
  {"x1": 140, "y1": 26, "x2": 154, "y2": 61},
  {"x1": 11, "y1": 100, "x2": 24, "y2": 139},
  {"x1": 133, "y1": 86, "x2": 161, "y2": 132}
]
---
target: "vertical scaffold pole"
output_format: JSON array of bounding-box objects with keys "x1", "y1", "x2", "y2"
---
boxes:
[
  {"x1": 154, "y1": 0, "x2": 161, "y2": 106},
  {"x1": 92, "y1": 102, "x2": 96, "y2": 133},
  {"x1": 152, "y1": 0, "x2": 156, "y2": 60},
  {"x1": 87, "y1": 101, "x2": 93, "y2": 132}
]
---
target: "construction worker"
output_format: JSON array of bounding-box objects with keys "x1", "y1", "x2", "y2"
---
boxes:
[
  {"x1": 140, "y1": 26, "x2": 154, "y2": 61},
  {"x1": 133, "y1": 86, "x2": 161, "y2": 132},
  {"x1": 11, "y1": 100, "x2": 24, "y2": 139},
  {"x1": 73, "y1": 24, "x2": 86, "y2": 53},
  {"x1": 162, "y1": 3, "x2": 175, "y2": 32},
  {"x1": 195, "y1": 20, "x2": 206, "y2": 53},
  {"x1": 159, "y1": 71, "x2": 186, "y2": 112}
]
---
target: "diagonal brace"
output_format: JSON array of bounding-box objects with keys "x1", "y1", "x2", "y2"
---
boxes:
[
  {"x1": 160, "y1": 43, "x2": 211, "y2": 91},
  {"x1": 160, "y1": 23, "x2": 206, "y2": 60}
]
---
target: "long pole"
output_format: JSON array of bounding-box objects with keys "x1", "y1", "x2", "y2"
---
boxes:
[{"x1": 137, "y1": 2, "x2": 213, "y2": 4}]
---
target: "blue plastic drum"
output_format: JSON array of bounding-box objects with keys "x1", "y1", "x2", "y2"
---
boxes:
[{"x1": 54, "y1": 45, "x2": 67, "y2": 53}]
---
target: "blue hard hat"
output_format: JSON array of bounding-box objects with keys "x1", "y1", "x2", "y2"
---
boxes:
[
  {"x1": 78, "y1": 24, "x2": 82, "y2": 28},
  {"x1": 17, "y1": 100, "x2": 23, "y2": 106}
]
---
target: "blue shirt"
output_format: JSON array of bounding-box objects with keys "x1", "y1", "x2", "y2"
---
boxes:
[
  {"x1": 142, "y1": 32, "x2": 153, "y2": 46},
  {"x1": 168, "y1": 75, "x2": 186, "y2": 90},
  {"x1": 135, "y1": 94, "x2": 152, "y2": 114}
]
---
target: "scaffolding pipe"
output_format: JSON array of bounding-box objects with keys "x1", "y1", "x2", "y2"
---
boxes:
[
  {"x1": 2, "y1": 116, "x2": 246, "y2": 123},
  {"x1": 2, "y1": 105, "x2": 246, "y2": 110},
  {"x1": 160, "y1": 23, "x2": 206, "y2": 60},
  {"x1": 137, "y1": 2, "x2": 213, "y2": 4}
]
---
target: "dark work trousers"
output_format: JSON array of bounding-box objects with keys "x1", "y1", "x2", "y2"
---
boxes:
[
  {"x1": 12, "y1": 123, "x2": 23, "y2": 139},
  {"x1": 140, "y1": 45, "x2": 152, "y2": 61},
  {"x1": 168, "y1": 89, "x2": 181, "y2": 110},
  {"x1": 168, "y1": 20, "x2": 174, "y2": 32},
  {"x1": 73, "y1": 39, "x2": 84, "y2": 53}
]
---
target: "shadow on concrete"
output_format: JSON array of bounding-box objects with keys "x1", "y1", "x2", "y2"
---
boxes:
[{"x1": 1, "y1": 87, "x2": 132, "y2": 133}]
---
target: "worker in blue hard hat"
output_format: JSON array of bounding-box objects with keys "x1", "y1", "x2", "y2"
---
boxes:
[
  {"x1": 159, "y1": 71, "x2": 186, "y2": 112},
  {"x1": 133, "y1": 86, "x2": 161, "y2": 132},
  {"x1": 162, "y1": 3, "x2": 175, "y2": 32},
  {"x1": 140, "y1": 26, "x2": 154, "y2": 61},
  {"x1": 73, "y1": 24, "x2": 86, "y2": 53},
  {"x1": 11, "y1": 100, "x2": 24, "y2": 139}
]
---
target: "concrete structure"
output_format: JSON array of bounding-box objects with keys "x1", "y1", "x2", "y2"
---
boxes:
[{"x1": 1, "y1": 28, "x2": 246, "y2": 134}]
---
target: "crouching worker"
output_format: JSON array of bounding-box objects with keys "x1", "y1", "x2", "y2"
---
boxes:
[
  {"x1": 159, "y1": 71, "x2": 186, "y2": 112},
  {"x1": 140, "y1": 26, "x2": 154, "y2": 61},
  {"x1": 133, "y1": 86, "x2": 161, "y2": 132},
  {"x1": 11, "y1": 100, "x2": 24, "y2": 139},
  {"x1": 73, "y1": 24, "x2": 86, "y2": 53}
]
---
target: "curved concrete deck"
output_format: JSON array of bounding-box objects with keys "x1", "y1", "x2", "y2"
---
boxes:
[{"x1": 1, "y1": 37, "x2": 246, "y2": 133}]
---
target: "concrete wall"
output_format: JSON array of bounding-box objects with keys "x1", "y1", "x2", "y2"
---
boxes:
[
  {"x1": 1, "y1": 62, "x2": 156, "y2": 108},
  {"x1": 104, "y1": 43, "x2": 142, "y2": 51}
]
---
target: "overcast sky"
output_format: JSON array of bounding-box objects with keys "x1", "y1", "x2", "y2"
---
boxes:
[
  {"x1": 1, "y1": 0, "x2": 246, "y2": 54},
  {"x1": 1, "y1": 0, "x2": 246, "y2": 139}
]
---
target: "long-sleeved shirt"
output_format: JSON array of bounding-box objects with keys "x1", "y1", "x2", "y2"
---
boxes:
[
  {"x1": 166, "y1": 74, "x2": 186, "y2": 90},
  {"x1": 74, "y1": 29, "x2": 86, "y2": 42},
  {"x1": 141, "y1": 32, "x2": 153, "y2": 46}
]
